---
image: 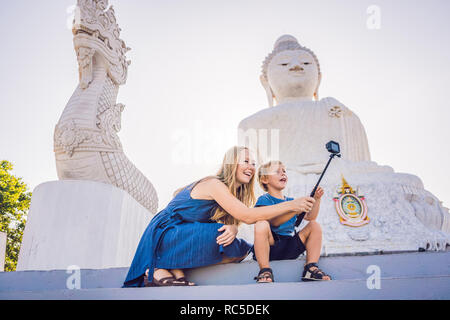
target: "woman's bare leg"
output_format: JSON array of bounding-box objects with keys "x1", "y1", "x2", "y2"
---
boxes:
[
  {"x1": 168, "y1": 269, "x2": 184, "y2": 279},
  {"x1": 150, "y1": 268, "x2": 195, "y2": 285},
  {"x1": 151, "y1": 268, "x2": 173, "y2": 280},
  {"x1": 216, "y1": 254, "x2": 248, "y2": 264},
  {"x1": 168, "y1": 269, "x2": 195, "y2": 285}
]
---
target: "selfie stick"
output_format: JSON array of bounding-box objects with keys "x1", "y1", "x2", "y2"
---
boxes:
[{"x1": 294, "y1": 145, "x2": 341, "y2": 227}]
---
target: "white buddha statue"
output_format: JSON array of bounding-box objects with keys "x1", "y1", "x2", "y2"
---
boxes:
[
  {"x1": 237, "y1": 35, "x2": 450, "y2": 254},
  {"x1": 239, "y1": 35, "x2": 372, "y2": 174}
]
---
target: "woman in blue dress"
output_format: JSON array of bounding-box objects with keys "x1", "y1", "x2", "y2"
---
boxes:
[{"x1": 123, "y1": 146, "x2": 311, "y2": 287}]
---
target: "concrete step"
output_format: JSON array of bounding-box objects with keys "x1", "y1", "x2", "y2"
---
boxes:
[
  {"x1": 1, "y1": 251, "x2": 449, "y2": 299},
  {"x1": 1, "y1": 276, "x2": 449, "y2": 300}
]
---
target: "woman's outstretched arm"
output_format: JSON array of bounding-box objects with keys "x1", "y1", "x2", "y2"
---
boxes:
[{"x1": 201, "y1": 178, "x2": 314, "y2": 224}]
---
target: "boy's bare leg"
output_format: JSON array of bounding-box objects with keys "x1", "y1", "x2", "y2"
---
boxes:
[
  {"x1": 299, "y1": 220, "x2": 330, "y2": 280},
  {"x1": 299, "y1": 220, "x2": 322, "y2": 263},
  {"x1": 254, "y1": 220, "x2": 275, "y2": 271}
]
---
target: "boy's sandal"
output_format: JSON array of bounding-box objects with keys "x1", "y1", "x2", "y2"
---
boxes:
[
  {"x1": 301, "y1": 262, "x2": 332, "y2": 281},
  {"x1": 254, "y1": 268, "x2": 274, "y2": 283}
]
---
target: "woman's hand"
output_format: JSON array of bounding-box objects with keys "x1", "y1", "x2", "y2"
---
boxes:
[
  {"x1": 313, "y1": 187, "x2": 324, "y2": 201},
  {"x1": 216, "y1": 224, "x2": 238, "y2": 247},
  {"x1": 291, "y1": 197, "x2": 316, "y2": 213}
]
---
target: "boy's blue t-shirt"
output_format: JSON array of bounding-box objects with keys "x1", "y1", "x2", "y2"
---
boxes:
[{"x1": 255, "y1": 193, "x2": 296, "y2": 236}]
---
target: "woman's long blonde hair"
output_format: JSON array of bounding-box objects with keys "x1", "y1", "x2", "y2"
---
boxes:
[
  {"x1": 174, "y1": 146, "x2": 256, "y2": 225},
  {"x1": 210, "y1": 146, "x2": 256, "y2": 225}
]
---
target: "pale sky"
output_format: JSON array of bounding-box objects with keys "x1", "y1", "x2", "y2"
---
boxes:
[{"x1": 1, "y1": 0, "x2": 449, "y2": 211}]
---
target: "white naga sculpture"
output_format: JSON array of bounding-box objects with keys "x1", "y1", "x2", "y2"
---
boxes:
[
  {"x1": 239, "y1": 35, "x2": 450, "y2": 254},
  {"x1": 54, "y1": 0, "x2": 158, "y2": 213}
]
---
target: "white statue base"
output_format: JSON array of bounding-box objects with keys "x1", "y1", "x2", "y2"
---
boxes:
[
  {"x1": 288, "y1": 160, "x2": 450, "y2": 255},
  {"x1": 17, "y1": 180, "x2": 154, "y2": 271},
  {"x1": 237, "y1": 159, "x2": 450, "y2": 256}
]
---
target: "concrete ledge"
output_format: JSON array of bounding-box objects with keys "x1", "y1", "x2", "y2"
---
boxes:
[
  {"x1": 1, "y1": 251, "x2": 449, "y2": 296},
  {"x1": 1, "y1": 276, "x2": 449, "y2": 300}
]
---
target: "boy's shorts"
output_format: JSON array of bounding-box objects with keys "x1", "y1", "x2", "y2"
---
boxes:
[{"x1": 251, "y1": 230, "x2": 306, "y2": 261}]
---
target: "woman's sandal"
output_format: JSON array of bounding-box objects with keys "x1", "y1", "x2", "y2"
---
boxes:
[
  {"x1": 301, "y1": 262, "x2": 332, "y2": 281},
  {"x1": 254, "y1": 268, "x2": 274, "y2": 283},
  {"x1": 144, "y1": 274, "x2": 196, "y2": 287},
  {"x1": 144, "y1": 274, "x2": 174, "y2": 287},
  {"x1": 174, "y1": 277, "x2": 196, "y2": 286}
]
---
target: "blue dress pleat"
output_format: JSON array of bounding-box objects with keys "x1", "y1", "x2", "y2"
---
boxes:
[{"x1": 123, "y1": 181, "x2": 252, "y2": 287}]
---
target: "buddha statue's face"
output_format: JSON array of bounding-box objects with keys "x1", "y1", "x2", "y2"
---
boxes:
[{"x1": 267, "y1": 49, "x2": 320, "y2": 102}]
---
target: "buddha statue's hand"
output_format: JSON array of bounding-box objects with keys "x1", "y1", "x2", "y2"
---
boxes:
[{"x1": 291, "y1": 197, "x2": 316, "y2": 213}]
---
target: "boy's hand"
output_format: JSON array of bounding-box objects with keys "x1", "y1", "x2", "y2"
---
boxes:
[
  {"x1": 216, "y1": 225, "x2": 238, "y2": 247},
  {"x1": 313, "y1": 186, "x2": 324, "y2": 201}
]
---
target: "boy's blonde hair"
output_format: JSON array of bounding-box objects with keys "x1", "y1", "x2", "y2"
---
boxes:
[{"x1": 257, "y1": 160, "x2": 284, "y2": 192}]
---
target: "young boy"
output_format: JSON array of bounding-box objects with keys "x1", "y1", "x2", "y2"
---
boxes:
[{"x1": 252, "y1": 160, "x2": 331, "y2": 282}]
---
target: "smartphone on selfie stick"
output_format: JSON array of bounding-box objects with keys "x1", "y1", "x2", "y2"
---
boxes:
[{"x1": 294, "y1": 141, "x2": 341, "y2": 227}]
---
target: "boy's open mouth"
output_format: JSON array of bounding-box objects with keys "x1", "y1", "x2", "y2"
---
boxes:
[{"x1": 280, "y1": 178, "x2": 287, "y2": 182}]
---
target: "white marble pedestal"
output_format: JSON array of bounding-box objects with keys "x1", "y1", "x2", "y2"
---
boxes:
[
  {"x1": 237, "y1": 159, "x2": 450, "y2": 256},
  {"x1": 17, "y1": 180, "x2": 154, "y2": 271},
  {"x1": 285, "y1": 161, "x2": 450, "y2": 255}
]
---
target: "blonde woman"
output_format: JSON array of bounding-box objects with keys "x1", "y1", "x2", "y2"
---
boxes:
[{"x1": 123, "y1": 146, "x2": 315, "y2": 287}]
